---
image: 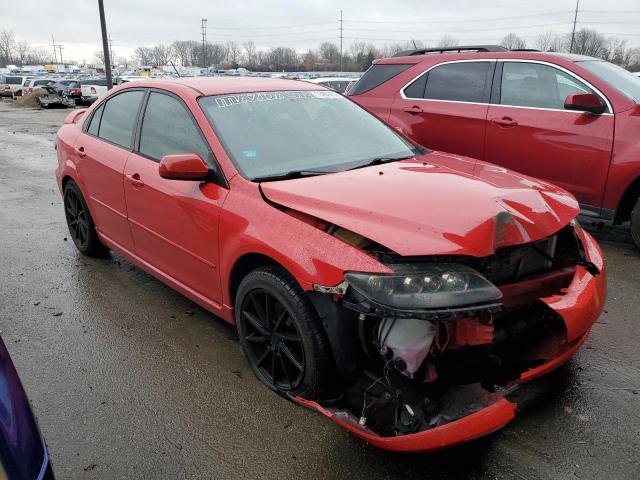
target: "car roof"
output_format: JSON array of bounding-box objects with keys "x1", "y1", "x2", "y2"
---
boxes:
[{"x1": 123, "y1": 77, "x2": 327, "y2": 96}]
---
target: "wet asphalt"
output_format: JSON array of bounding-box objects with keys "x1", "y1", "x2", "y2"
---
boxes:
[{"x1": 0, "y1": 103, "x2": 638, "y2": 480}]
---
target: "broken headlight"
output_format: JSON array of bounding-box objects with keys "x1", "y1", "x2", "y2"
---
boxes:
[{"x1": 345, "y1": 264, "x2": 502, "y2": 310}]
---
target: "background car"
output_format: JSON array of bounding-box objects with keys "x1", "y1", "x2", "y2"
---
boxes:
[
  {"x1": 23, "y1": 78, "x2": 57, "y2": 95},
  {"x1": 55, "y1": 78, "x2": 605, "y2": 452},
  {"x1": 79, "y1": 78, "x2": 108, "y2": 105},
  {"x1": 305, "y1": 77, "x2": 353, "y2": 93},
  {"x1": 348, "y1": 46, "x2": 640, "y2": 247},
  {"x1": 2, "y1": 75, "x2": 29, "y2": 97},
  {"x1": 0, "y1": 336, "x2": 54, "y2": 479}
]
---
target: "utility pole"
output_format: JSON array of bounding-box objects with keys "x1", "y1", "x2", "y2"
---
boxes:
[
  {"x1": 51, "y1": 36, "x2": 58, "y2": 63},
  {"x1": 97, "y1": 0, "x2": 113, "y2": 90},
  {"x1": 570, "y1": 0, "x2": 580, "y2": 53},
  {"x1": 109, "y1": 34, "x2": 114, "y2": 66},
  {"x1": 57, "y1": 45, "x2": 64, "y2": 64},
  {"x1": 201, "y1": 18, "x2": 208, "y2": 69},
  {"x1": 339, "y1": 10, "x2": 344, "y2": 72}
]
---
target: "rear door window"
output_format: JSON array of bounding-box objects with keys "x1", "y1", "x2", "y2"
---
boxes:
[
  {"x1": 499, "y1": 62, "x2": 595, "y2": 110},
  {"x1": 139, "y1": 91, "x2": 210, "y2": 162},
  {"x1": 6, "y1": 77, "x2": 23, "y2": 85},
  {"x1": 349, "y1": 64, "x2": 411, "y2": 95},
  {"x1": 97, "y1": 90, "x2": 145, "y2": 148},
  {"x1": 423, "y1": 62, "x2": 493, "y2": 103}
]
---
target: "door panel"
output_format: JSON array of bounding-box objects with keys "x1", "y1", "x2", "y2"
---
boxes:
[
  {"x1": 390, "y1": 100, "x2": 489, "y2": 159},
  {"x1": 389, "y1": 61, "x2": 494, "y2": 160},
  {"x1": 75, "y1": 134, "x2": 134, "y2": 251},
  {"x1": 484, "y1": 61, "x2": 614, "y2": 208},
  {"x1": 123, "y1": 154, "x2": 228, "y2": 303}
]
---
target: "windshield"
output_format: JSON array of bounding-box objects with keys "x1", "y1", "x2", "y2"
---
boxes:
[
  {"x1": 579, "y1": 60, "x2": 640, "y2": 103},
  {"x1": 199, "y1": 90, "x2": 422, "y2": 180}
]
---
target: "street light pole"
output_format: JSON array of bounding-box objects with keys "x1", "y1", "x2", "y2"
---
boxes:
[{"x1": 97, "y1": 0, "x2": 113, "y2": 89}]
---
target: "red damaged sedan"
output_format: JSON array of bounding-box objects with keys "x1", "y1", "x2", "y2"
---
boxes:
[{"x1": 55, "y1": 77, "x2": 606, "y2": 452}]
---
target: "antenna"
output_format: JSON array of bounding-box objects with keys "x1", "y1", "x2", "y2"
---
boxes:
[
  {"x1": 339, "y1": 10, "x2": 344, "y2": 72},
  {"x1": 570, "y1": 0, "x2": 580, "y2": 53}
]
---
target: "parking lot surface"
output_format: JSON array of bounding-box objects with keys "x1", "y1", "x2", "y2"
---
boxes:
[{"x1": 0, "y1": 103, "x2": 639, "y2": 479}]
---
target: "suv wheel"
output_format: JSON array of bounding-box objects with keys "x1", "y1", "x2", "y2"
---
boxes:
[{"x1": 235, "y1": 266, "x2": 334, "y2": 399}]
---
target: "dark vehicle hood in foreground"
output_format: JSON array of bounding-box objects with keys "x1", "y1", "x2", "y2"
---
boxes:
[
  {"x1": 0, "y1": 337, "x2": 50, "y2": 479},
  {"x1": 261, "y1": 153, "x2": 579, "y2": 257}
]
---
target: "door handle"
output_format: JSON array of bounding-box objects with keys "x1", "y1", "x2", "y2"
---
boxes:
[
  {"x1": 490, "y1": 117, "x2": 518, "y2": 128},
  {"x1": 403, "y1": 105, "x2": 423, "y2": 114},
  {"x1": 125, "y1": 173, "x2": 145, "y2": 188},
  {"x1": 74, "y1": 146, "x2": 86, "y2": 157}
]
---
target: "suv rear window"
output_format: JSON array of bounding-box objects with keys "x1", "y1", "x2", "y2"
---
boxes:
[
  {"x1": 348, "y1": 64, "x2": 411, "y2": 95},
  {"x1": 6, "y1": 77, "x2": 23, "y2": 85}
]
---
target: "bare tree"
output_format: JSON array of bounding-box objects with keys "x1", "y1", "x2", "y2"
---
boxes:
[
  {"x1": 135, "y1": 46, "x2": 153, "y2": 66},
  {"x1": 172, "y1": 40, "x2": 194, "y2": 66},
  {"x1": 437, "y1": 35, "x2": 459, "y2": 48},
  {"x1": 151, "y1": 44, "x2": 172, "y2": 65},
  {"x1": 535, "y1": 31, "x2": 563, "y2": 52},
  {"x1": 303, "y1": 49, "x2": 317, "y2": 71},
  {"x1": 242, "y1": 41, "x2": 257, "y2": 69},
  {"x1": 0, "y1": 30, "x2": 16, "y2": 64},
  {"x1": 569, "y1": 28, "x2": 607, "y2": 57},
  {"x1": 94, "y1": 50, "x2": 105, "y2": 64},
  {"x1": 15, "y1": 40, "x2": 30, "y2": 66},
  {"x1": 500, "y1": 33, "x2": 527, "y2": 50},
  {"x1": 27, "y1": 48, "x2": 50, "y2": 65},
  {"x1": 224, "y1": 41, "x2": 241, "y2": 67}
]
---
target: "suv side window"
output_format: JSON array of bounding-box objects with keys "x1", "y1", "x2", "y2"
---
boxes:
[
  {"x1": 500, "y1": 62, "x2": 595, "y2": 110},
  {"x1": 98, "y1": 90, "x2": 145, "y2": 148},
  {"x1": 423, "y1": 62, "x2": 492, "y2": 103},
  {"x1": 139, "y1": 92, "x2": 210, "y2": 162}
]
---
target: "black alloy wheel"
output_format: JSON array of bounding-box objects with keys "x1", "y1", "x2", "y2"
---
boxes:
[
  {"x1": 240, "y1": 288, "x2": 305, "y2": 390},
  {"x1": 64, "y1": 186, "x2": 89, "y2": 250},
  {"x1": 63, "y1": 181, "x2": 107, "y2": 256}
]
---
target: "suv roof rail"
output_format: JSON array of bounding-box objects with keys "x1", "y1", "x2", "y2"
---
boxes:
[{"x1": 393, "y1": 45, "x2": 508, "y2": 57}]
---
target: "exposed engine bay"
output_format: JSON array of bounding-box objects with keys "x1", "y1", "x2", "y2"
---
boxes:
[{"x1": 307, "y1": 224, "x2": 596, "y2": 438}]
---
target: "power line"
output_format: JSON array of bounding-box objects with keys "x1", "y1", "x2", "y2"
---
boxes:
[{"x1": 345, "y1": 10, "x2": 575, "y2": 24}]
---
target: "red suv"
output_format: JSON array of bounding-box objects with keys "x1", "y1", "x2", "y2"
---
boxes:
[
  {"x1": 56, "y1": 78, "x2": 605, "y2": 452},
  {"x1": 348, "y1": 46, "x2": 640, "y2": 246}
]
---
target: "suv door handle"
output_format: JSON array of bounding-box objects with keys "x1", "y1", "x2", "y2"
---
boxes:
[
  {"x1": 125, "y1": 173, "x2": 145, "y2": 188},
  {"x1": 490, "y1": 117, "x2": 518, "y2": 128},
  {"x1": 403, "y1": 105, "x2": 423, "y2": 114},
  {"x1": 74, "y1": 146, "x2": 86, "y2": 157}
]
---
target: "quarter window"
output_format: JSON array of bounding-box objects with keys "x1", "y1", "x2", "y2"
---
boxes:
[
  {"x1": 87, "y1": 104, "x2": 104, "y2": 136},
  {"x1": 349, "y1": 64, "x2": 411, "y2": 96},
  {"x1": 423, "y1": 62, "x2": 492, "y2": 103},
  {"x1": 139, "y1": 92, "x2": 210, "y2": 162},
  {"x1": 97, "y1": 90, "x2": 145, "y2": 148},
  {"x1": 500, "y1": 62, "x2": 595, "y2": 110}
]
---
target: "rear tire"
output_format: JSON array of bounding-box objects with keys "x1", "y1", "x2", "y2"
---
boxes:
[
  {"x1": 631, "y1": 197, "x2": 640, "y2": 250},
  {"x1": 235, "y1": 266, "x2": 335, "y2": 399},
  {"x1": 63, "y1": 180, "x2": 108, "y2": 257}
]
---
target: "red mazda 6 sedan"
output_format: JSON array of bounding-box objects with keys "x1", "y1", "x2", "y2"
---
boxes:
[{"x1": 55, "y1": 77, "x2": 606, "y2": 452}]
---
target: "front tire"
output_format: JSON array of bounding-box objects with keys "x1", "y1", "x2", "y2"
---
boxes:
[
  {"x1": 235, "y1": 266, "x2": 334, "y2": 399},
  {"x1": 63, "y1": 181, "x2": 108, "y2": 256}
]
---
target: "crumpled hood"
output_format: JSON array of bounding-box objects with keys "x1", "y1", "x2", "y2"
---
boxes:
[{"x1": 260, "y1": 153, "x2": 579, "y2": 257}]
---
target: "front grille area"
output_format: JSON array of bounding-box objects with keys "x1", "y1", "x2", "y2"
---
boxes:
[{"x1": 478, "y1": 225, "x2": 580, "y2": 285}]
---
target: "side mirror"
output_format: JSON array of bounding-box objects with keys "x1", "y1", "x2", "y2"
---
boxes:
[
  {"x1": 159, "y1": 153, "x2": 210, "y2": 180},
  {"x1": 564, "y1": 93, "x2": 606, "y2": 115}
]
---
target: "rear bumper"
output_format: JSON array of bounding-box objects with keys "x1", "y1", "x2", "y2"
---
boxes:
[{"x1": 297, "y1": 230, "x2": 606, "y2": 452}]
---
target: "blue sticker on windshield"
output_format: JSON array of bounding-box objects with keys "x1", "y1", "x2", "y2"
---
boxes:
[{"x1": 242, "y1": 150, "x2": 257, "y2": 158}]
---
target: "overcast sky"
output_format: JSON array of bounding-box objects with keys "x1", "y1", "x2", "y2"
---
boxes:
[{"x1": 4, "y1": 0, "x2": 640, "y2": 63}]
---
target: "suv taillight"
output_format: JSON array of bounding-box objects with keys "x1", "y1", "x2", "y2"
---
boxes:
[{"x1": 28, "y1": 87, "x2": 33, "y2": 93}]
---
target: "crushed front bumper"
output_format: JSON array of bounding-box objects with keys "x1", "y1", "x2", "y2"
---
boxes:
[{"x1": 296, "y1": 230, "x2": 606, "y2": 452}]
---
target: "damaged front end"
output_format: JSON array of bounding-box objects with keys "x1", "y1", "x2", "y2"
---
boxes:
[{"x1": 298, "y1": 222, "x2": 606, "y2": 452}]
